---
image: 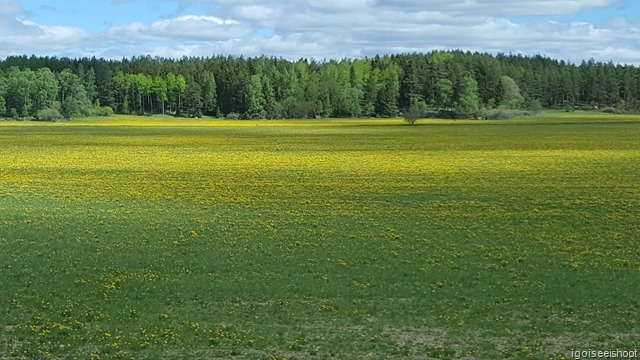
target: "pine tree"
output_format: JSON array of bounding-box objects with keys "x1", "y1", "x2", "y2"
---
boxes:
[{"x1": 376, "y1": 66, "x2": 399, "y2": 117}]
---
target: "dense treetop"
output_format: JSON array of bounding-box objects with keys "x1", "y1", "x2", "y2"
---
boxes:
[{"x1": 1, "y1": 51, "x2": 638, "y2": 119}]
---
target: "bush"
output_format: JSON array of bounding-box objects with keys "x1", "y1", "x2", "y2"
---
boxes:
[
  {"x1": 251, "y1": 110, "x2": 268, "y2": 120},
  {"x1": 404, "y1": 99, "x2": 428, "y2": 125},
  {"x1": 481, "y1": 108, "x2": 531, "y2": 120},
  {"x1": 529, "y1": 100, "x2": 542, "y2": 114},
  {"x1": 601, "y1": 107, "x2": 617, "y2": 114},
  {"x1": 36, "y1": 108, "x2": 64, "y2": 121},
  {"x1": 225, "y1": 112, "x2": 240, "y2": 120},
  {"x1": 90, "y1": 106, "x2": 114, "y2": 117}
]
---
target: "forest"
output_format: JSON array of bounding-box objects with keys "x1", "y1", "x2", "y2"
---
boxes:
[{"x1": 0, "y1": 51, "x2": 638, "y2": 120}]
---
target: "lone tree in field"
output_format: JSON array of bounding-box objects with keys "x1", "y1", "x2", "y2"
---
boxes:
[{"x1": 403, "y1": 98, "x2": 428, "y2": 125}]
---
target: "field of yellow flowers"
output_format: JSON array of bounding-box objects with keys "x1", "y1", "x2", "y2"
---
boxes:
[{"x1": 1, "y1": 113, "x2": 639, "y2": 359}]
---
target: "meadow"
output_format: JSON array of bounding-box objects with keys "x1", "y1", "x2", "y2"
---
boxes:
[{"x1": 0, "y1": 113, "x2": 639, "y2": 359}]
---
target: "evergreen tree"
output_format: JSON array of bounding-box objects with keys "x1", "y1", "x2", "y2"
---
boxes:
[
  {"x1": 2, "y1": 51, "x2": 640, "y2": 119},
  {"x1": 83, "y1": 68, "x2": 98, "y2": 104},
  {"x1": 247, "y1": 74, "x2": 265, "y2": 118},
  {"x1": 400, "y1": 57, "x2": 421, "y2": 110},
  {"x1": 201, "y1": 71, "x2": 217, "y2": 116},
  {"x1": 376, "y1": 66, "x2": 400, "y2": 117},
  {"x1": 185, "y1": 80, "x2": 203, "y2": 117},
  {"x1": 262, "y1": 75, "x2": 278, "y2": 118},
  {"x1": 361, "y1": 69, "x2": 378, "y2": 116}
]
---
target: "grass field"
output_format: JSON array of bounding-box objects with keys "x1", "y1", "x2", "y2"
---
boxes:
[{"x1": 1, "y1": 113, "x2": 639, "y2": 359}]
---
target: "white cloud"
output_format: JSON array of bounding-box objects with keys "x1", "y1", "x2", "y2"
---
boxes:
[
  {"x1": 199, "y1": 0, "x2": 616, "y2": 16},
  {"x1": 233, "y1": 5, "x2": 277, "y2": 21},
  {"x1": 0, "y1": 0, "x2": 89, "y2": 55},
  {"x1": 0, "y1": 0, "x2": 22, "y2": 16},
  {"x1": 590, "y1": 47, "x2": 640, "y2": 64},
  {"x1": 93, "y1": 3, "x2": 640, "y2": 64},
  {"x1": 98, "y1": 32, "x2": 353, "y2": 60},
  {"x1": 104, "y1": 15, "x2": 250, "y2": 43},
  {"x1": 368, "y1": 0, "x2": 616, "y2": 16},
  {"x1": 3, "y1": 0, "x2": 640, "y2": 65}
]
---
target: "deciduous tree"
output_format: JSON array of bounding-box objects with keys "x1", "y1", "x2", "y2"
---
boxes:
[{"x1": 455, "y1": 76, "x2": 480, "y2": 118}]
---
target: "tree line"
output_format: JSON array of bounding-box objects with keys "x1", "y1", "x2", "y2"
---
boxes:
[{"x1": 1, "y1": 51, "x2": 640, "y2": 120}]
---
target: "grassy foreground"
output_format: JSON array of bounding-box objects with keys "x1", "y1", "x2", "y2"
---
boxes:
[{"x1": 1, "y1": 113, "x2": 639, "y2": 359}]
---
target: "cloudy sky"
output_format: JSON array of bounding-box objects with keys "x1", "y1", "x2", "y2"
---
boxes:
[{"x1": 1, "y1": 0, "x2": 640, "y2": 63}]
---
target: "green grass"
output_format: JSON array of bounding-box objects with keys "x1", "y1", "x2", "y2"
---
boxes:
[{"x1": 1, "y1": 113, "x2": 639, "y2": 359}]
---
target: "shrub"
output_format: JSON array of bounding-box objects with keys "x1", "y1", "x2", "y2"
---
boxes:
[
  {"x1": 90, "y1": 106, "x2": 114, "y2": 117},
  {"x1": 404, "y1": 99, "x2": 428, "y2": 125},
  {"x1": 252, "y1": 110, "x2": 268, "y2": 120},
  {"x1": 481, "y1": 108, "x2": 531, "y2": 120},
  {"x1": 529, "y1": 99, "x2": 542, "y2": 114},
  {"x1": 225, "y1": 112, "x2": 240, "y2": 120},
  {"x1": 36, "y1": 108, "x2": 64, "y2": 121}
]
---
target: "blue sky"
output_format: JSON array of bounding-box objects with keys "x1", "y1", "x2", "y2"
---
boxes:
[
  {"x1": 18, "y1": 0, "x2": 199, "y2": 30},
  {"x1": 2, "y1": 0, "x2": 640, "y2": 63}
]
